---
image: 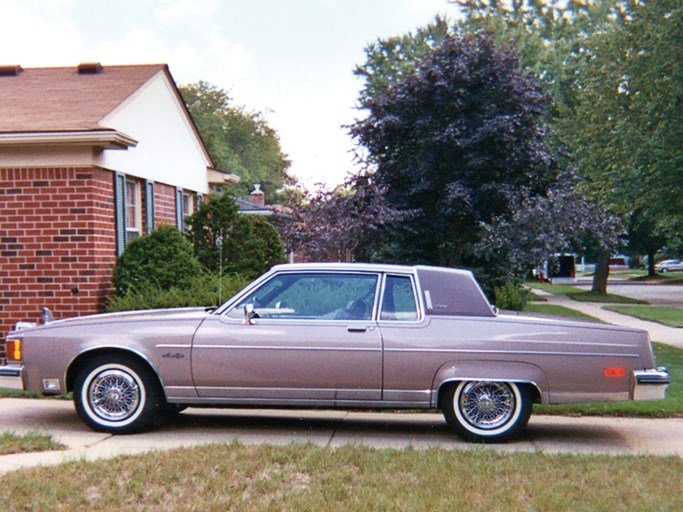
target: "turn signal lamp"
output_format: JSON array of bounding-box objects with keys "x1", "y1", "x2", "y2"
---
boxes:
[{"x1": 6, "y1": 339, "x2": 22, "y2": 361}]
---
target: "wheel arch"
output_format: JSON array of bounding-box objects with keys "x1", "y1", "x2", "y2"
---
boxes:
[
  {"x1": 433, "y1": 361, "x2": 548, "y2": 409},
  {"x1": 66, "y1": 347, "x2": 165, "y2": 399}
]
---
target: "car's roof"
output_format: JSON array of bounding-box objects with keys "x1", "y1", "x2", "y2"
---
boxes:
[{"x1": 270, "y1": 262, "x2": 474, "y2": 276}]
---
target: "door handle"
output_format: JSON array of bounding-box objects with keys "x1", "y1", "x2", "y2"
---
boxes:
[{"x1": 347, "y1": 326, "x2": 367, "y2": 333}]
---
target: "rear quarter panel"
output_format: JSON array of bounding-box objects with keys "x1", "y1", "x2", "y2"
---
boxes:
[{"x1": 381, "y1": 314, "x2": 651, "y2": 405}]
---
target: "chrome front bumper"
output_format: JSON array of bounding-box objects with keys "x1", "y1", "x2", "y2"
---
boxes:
[
  {"x1": 633, "y1": 367, "x2": 671, "y2": 401},
  {"x1": 0, "y1": 365, "x2": 24, "y2": 391}
]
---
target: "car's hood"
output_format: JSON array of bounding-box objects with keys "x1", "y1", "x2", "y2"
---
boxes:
[{"x1": 9, "y1": 307, "x2": 211, "y2": 335}]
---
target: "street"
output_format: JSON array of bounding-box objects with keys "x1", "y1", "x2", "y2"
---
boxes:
[{"x1": 577, "y1": 281, "x2": 683, "y2": 307}]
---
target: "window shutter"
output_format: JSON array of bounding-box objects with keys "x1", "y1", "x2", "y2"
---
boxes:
[
  {"x1": 145, "y1": 180, "x2": 155, "y2": 233},
  {"x1": 195, "y1": 193, "x2": 203, "y2": 211},
  {"x1": 175, "y1": 187, "x2": 184, "y2": 230},
  {"x1": 114, "y1": 172, "x2": 127, "y2": 256}
]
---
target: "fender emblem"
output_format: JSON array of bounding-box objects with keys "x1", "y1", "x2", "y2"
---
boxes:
[{"x1": 162, "y1": 352, "x2": 185, "y2": 360}]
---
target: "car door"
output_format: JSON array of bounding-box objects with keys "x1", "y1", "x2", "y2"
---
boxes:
[{"x1": 191, "y1": 271, "x2": 383, "y2": 402}]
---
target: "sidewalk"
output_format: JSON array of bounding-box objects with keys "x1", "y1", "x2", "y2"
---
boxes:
[
  {"x1": 532, "y1": 289, "x2": 683, "y2": 349},
  {"x1": 1, "y1": 398, "x2": 682, "y2": 475}
]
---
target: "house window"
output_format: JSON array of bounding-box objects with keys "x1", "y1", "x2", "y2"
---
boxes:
[
  {"x1": 183, "y1": 192, "x2": 195, "y2": 217},
  {"x1": 126, "y1": 180, "x2": 142, "y2": 240}
]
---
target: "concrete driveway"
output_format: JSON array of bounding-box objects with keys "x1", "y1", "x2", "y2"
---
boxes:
[{"x1": 1, "y1": 398, "x2": 681, "y2": 474}]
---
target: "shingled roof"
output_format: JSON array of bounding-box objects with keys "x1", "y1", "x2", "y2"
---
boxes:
[{"x1": 0, "y1": 63, "x2": 166, "y2": 133}]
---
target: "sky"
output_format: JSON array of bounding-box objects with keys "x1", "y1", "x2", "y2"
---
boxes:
[{"x1": 0, "y1": 0, "x2": 459, "y2": 188}]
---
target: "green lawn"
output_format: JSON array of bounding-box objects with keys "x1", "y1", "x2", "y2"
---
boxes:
[
  {"x1": 604, "y1": 305, "x2": 683, "y2": 328},
  {"x1": 522, "y1": 302, "x2": 600, "y2": 322},
  {"x1": 0, "y1": 443, "x2": 680, "y2": 511}
]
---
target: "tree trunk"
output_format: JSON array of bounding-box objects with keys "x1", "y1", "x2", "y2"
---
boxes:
[
  {"x1": 647, "y1": 251, "x2": 656, "y2": 276},
  {"x1": 592, "y1": 249, "x2": 610, "y2": 294}
]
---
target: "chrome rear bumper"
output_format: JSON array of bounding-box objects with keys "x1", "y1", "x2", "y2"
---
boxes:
[
  {"x1": 633, "y1": 367, "x2": 671, "y2": 401},
  {"x1": 0, "y1": 365, "x2": 24, "y2": 391}
]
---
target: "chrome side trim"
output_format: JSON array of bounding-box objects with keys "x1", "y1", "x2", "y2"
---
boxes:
[
  {"x1": 165, "y1": 396, "x2": 433, "y2": 409},
  {"x1": 386, "y1": 348, "x2": 640, "y2": 358},
  {"x1": 194, "y1": 386, "x2": 381, "y2": 400},
  {"x1": 192, "y1": 345, "x2": 381, "y2": 352},
  {"x1": 550, "y1": 390, "x2": 630, "y2": 404}
]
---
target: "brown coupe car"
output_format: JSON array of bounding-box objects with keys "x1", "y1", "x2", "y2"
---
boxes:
[{"x1": 1, "y1": 263, "x2": 670, "y2": 442}]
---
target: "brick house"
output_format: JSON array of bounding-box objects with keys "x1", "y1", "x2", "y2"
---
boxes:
[{"x1": 0, "y1": 63, "x2": 234, "y2": 361}]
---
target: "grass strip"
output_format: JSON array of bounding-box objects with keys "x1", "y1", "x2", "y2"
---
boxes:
[
  {"x1": 0, "y1": 443, "x2": 681, "y2": 511},
  {"x1": 0, "y1": 431, "x2": 65, "y2": 456},
  {"x1": 0, "y1": 389, "x2": 69, "y2": 399},
  {"x1": 523, "y1": 303, "x2": 600, "y2": 322},
  {"x1": 604, "y1": 305, "x2": 683, "y2": 328}
]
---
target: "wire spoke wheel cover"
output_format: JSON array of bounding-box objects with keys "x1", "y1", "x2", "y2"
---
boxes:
[
  {"x1": 88, "y1": 369, "x2": 141, "y2": 421},
  {"x1": 458, "y1": 382, "x2": 515, "y2": 430}
]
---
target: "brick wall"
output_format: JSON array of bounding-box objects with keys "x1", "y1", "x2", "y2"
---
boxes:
[{"x1": 0, "y1": 166, "x2": 117, "y2": 361}]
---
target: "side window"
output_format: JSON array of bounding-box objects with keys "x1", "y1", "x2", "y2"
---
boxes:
[
  {"x1": 125, "y1": 179, "x2": 142, "y2": 241},
  {"x1": 380, "y1": 275, "x2": 418, "y2": 321},
  {"x1": 227, "y1": 273, "x2": 379, "y2": 320}
]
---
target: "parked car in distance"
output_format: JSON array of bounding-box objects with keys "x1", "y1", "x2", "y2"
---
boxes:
[
  {"x1": 655, "y1": 259, "x2": 683, "y2": 273},
  {"x1": 1, "y1": 263, "x2": 670, "y2": 442}
]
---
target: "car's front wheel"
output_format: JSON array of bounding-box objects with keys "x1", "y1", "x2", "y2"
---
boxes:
[
  {"x1": 442, "y1": 381, "x2": 532, "y2": 442},
  {"x1": 73, "y1": 355, "x2": 163, "y2": 434}
]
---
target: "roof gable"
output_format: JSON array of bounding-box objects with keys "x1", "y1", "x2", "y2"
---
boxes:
[{"x1": 0, "y1": 64, "x2": 166, "y2": 132}]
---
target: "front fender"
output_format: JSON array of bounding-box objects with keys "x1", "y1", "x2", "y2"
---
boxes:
[{"x1": 432, "y1": 361, "x2": 549, "y2": 408}]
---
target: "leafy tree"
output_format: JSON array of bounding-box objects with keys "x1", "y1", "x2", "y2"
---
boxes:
[
  {"x1": 352, "y1": 30, "x2": 567, "y2": 289},
  {"x1": 180, "y1": 81, "x2": 292, "y2": 199},
  {"x1": 355, "y1": 17, "x2": 451, "y2": 105},
  {"x1": 456, "y1": 0, "x2": 682, "y2": 291},
  {"x1": 113, "y1": 225, "x2": 203, "y2": 296},
  {"x1": 280, "y1": 172, "x2": 403, "y2": 262},
  {"x1": 185, "y1": 193, "x2": 286, "y2": 279},
  {"x1": 558, "y1": 0, "x2": 682, "y2": 223},
  {"x1": 476, "y1": 168, "x2": 622, "y2": 284}
]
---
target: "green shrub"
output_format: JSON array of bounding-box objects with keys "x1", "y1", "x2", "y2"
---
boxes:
[
  {"x1": 106, "y1": 273, "x2": 250, "y2": 312},
  {"x1": 113, "y1": 225, "x2": 204, "y2": 296},
  {"x1": 494, "y1": 283, "x2": 530, "y2": 311},
  {"x1": 185, "y1": 193, "x2": 286, "y2": 280}
]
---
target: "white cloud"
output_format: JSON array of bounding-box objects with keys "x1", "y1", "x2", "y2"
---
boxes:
[
  {"x1": 154, "y1": 0, "x2": 220, "y2": 23},
  {"x1": 91, "y1": 29, "x2": 170, "y2": 64},
  {"x1": 0, "y1": 2, "x2": 86, "y2": 66}
]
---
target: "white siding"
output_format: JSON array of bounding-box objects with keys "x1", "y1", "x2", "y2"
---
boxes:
[{"x1": 96, "y1": 70, "x2": 211, "y2": 194}]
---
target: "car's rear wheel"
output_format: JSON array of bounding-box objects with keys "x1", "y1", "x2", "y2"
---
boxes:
[
  {"x1": 442, "y1": 381, "x2": 532, "y2": 442},
  {"x1": 74, "y1": 355, "x2": 163, "y2": 434}
]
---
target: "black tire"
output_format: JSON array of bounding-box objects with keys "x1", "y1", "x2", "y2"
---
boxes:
[
  {"x1": 73, "y1": 355, "x2": 164, "y2": 434},
  {"x1": 442, "y1": 381, "x2": 533, "y2": 442}
]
